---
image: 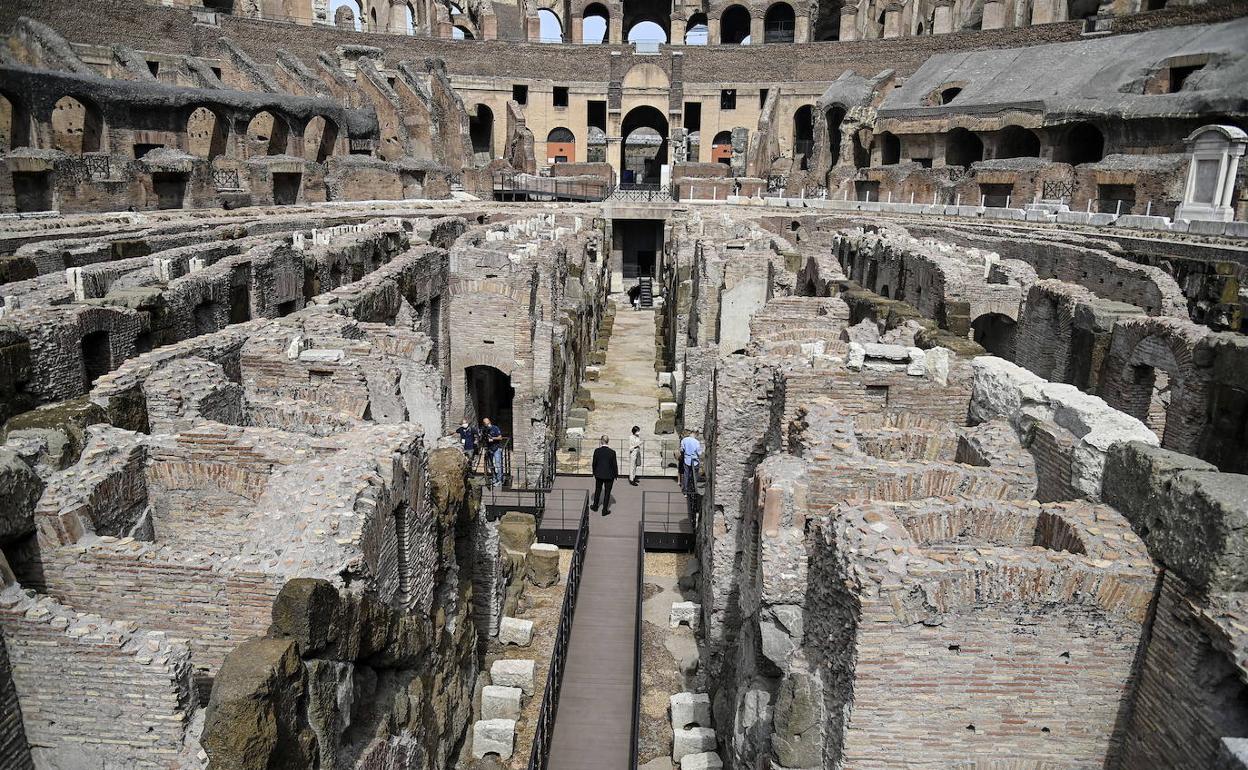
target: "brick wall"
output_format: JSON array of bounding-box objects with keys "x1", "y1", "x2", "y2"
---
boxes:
[
  {"x1": 1116, "y1": 572, "x2": 1248, "y2": 769},
  {"x1": 0, "y1": 629, "x2": 32, "y2": 770},
  {"x1": 0, "y1": 588, "x2": 199, "y2": 769}
]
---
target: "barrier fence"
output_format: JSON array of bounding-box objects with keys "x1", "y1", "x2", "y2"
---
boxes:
[
  {"x1": 629, "y1": 519, "x2": 644, "y2": 769},
  {"x1": 527, "y1": 493, "x2": 591, "y2": 770},
  {"x1": 558, "y1": 436, "x2": 680, "y2": 478},
  {"x1": 641, "y1": 490, "x2": 697, "y2": 550}
]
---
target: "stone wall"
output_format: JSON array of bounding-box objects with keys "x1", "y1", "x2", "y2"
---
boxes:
[{"x1": 202, "y1": 575, "x2": 477, "y2": 770}]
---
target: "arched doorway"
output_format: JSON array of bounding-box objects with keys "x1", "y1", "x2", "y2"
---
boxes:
[
  {"x1": 971, "y1": 313, "x2": 1017, "y2": 360},
  {"x1": 875, "y1": 131, "x2": 900, "y2": 164},
  {"x1": 0, "y1": 92, "x2": 32, "y2": 151},
  {"x1": 469, "y1": 104, "x2": 494, "y2": 162},
  {"x1": 826, "y1": 104, "x2": 846, "y2": 166},
  {"x1": 720, "y1": 5, "x2": 751, "y2": 43},
  {"x1": 764, "y1": 2, "x2": 795, "y2": 42},
  {"x1": 547, "y1": 126, "x2": 575, "y2": 163},
  {"x1": 81, "y1": 329, "x2": 112, "y2": 387},
  {"x1": 538, "y1": 8, "x2": 564, "y2": 41},
  {"x1": 404, "y1": 2, "x2": 417, "y2": 33},
  {"x1": 620, "y1": 105, "x2": 668, "y2": 184},
  {"x1": 711, "y1": 130, "x2": 733, "y2": 165},
  {"x1": 997, "y1": 125, "x2": 1040, "y2": 158},
  {"x1": 623, "y1": 0, "x2": 670, "y2": 44},
  {"x1": 587, "y1": 126, "x2": 607, "y2": 162},
  {"x1": 1055, "y1": 122, "x2": 1104, "y2": 165},
  {"x1": 187, "y1": 106, "x2": 228, "y2": 159},
  {"x1": 792, "y1": 104, "x2": 814, "y2": 170},
  {"x1": 944, "y1": 127, "x2": 983, "y2": 167},
  {"x1": 815, "y1": 0, "x2": 841, "y2": 39},
  {"x1": 627, "y1": 20, "x2": 668, "y2": 43},
  {"x1": 304, "y1": 115, "x2": 339, "y2": 163},
  {"x1": 452, "y1": 25, "x2": 474, "y2": 38},
  {"x1": 582, "y1": 2, "x2": 609, "y2": 42},
  {"x1": 465, "y1": 365, "x2": 514, "y2": 440},
  {"x1": 245, "y1": 110, "x2": 290, "y2": 157},
  {"x1": 51, "y1": 95, "x2": 104, "y2": 154},
  {"x1": 685, "y1": 12, "x2": 708, "y2": 43}
]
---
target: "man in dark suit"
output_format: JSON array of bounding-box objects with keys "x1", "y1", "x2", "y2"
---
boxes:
[{"x1": 590, "y1": 435, "x2": 618, "y2": 515}]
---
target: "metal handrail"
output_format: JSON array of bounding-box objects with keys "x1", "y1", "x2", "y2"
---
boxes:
[
  {"x1": 493, "y1": 171, "x2": 611, "y2": 202},
  {"x1": 528, "y1": 493, "x2": 590, "y2": 770},
  {"x1": 640, "y1": 490, "x2": 698, "y2": 535},
  {"x1": 560, "y1": 436, "x2": 679, "y2": 477},
  {"x1": 629, "y1": 518, "x2": 644, "y2": 768},
  {"x1": 607, "y1": 183, "x2": 675, "y2": 203}
]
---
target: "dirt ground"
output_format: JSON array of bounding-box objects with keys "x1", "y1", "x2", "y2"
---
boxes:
[{"x1": 638, "y1": 551, "x2": 697, "y2": 766}]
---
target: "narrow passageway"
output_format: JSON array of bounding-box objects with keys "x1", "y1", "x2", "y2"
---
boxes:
[
  {"x1": 546, "y1": 293, "x2": 675, "y2": 768},
  {"x1": 559, "y1": 294, "x2": 672, "y2": 476}
]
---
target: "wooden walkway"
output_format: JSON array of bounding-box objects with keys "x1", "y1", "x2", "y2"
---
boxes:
[{"x1": 545, "y1": 475, "x2": 679, "y2": 769}]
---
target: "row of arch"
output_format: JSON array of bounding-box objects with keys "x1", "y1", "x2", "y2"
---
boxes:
[
  {"x1": 824, "y1": 107, "x2": 1106, "y2": 169},
  {"x1": 536, "y1": 1, "x2": 797, "y2": 44},
  {"x1": 0, "y1": 91, "x2": 343, "y2": 162}
]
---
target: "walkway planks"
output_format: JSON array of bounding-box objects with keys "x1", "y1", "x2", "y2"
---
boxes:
[{"x1": 545, "y1": 475, "x2": 675, "y2": 769}]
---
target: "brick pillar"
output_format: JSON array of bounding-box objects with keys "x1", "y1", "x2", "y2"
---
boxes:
[{"x1": 750, "y1": 14, "x2": 764, "y2": 44}]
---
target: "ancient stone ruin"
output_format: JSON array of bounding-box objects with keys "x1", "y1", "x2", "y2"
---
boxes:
[{"x1": 0, "y1": 1, "x2": 1246, "y2": 768}]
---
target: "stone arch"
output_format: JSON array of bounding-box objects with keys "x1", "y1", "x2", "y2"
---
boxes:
[
  {"x1": 546, "y1": 126, "x2": 576, "y2": 163},
  {"x1": 875, "y1": 130, "x2": 901, "y2": 165},
  {"x1": 538, "y1": 8, "x2": 564, "y2": 41},
  {"x1": 720, "y1": 4, "x2": 751, "y2": 44},
  {"x1": 623, "y1": 0, "x2": 671, "y2": 43},
  {"x1": 469, "y1": 104, "x2": 494, "y2": 161},
  {"x1": 0, "y1": 90, "x2": 33, "y2": 151},
  {"x1": 1101, "y1": 319, "x2": 1208, "y2": 454},
  {"x1": 971, "y1": 312, "x2": 1018, "y2": 360},
  {"x1": 825, "y1": 103, "x2": 847, "y2": 167},
  {"x1": 303, "y1": 115, "x2": 339, "y2": 162},
  {"x1": 245, "y1": 110, "x2": 291, "y2": 157},
  {"x1": 997, "y1": 125, "x2": 1041, "y2": 159},
  {"x1": 764, "y1": 1, "x2": 796, "y2": 42},
  {"x1": 582, "y1": 2, "x2": 610, "y2": 42},
  {"x1": 792, "y1": 104, "x2": 814, "y2": 170},
  {"x1": 51, "y1": 94, "x2": 104, "y2": 154},
  {"x1": 187, "y1": 106, "x2": 229, "y2": 160},
  {"x1": 1054, "y1": 122, "x2": 1104, "y2": 165},
  {"x1": 945, "y1": 127, "x2": 983, "y2": 167},
  {"x1": 620, "y1": 105, "x2": 668, "y2": 184},
  {"x1": 685, "y1": 12, "x2": 709, "y2": 43},
  {"x1": 622, "y1": 62, "x2": 669, "y2": 90}
]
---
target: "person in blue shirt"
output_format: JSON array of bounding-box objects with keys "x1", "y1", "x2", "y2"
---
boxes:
[
  {"x1": 482, "y1": 417, "x2": 504, "y2": 487},
  {"x1": 679, "y1": 429, "x2": 702, "y2": 495}
]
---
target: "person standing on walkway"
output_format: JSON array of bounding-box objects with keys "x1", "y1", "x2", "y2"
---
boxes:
[
  {"x1": 482, "y1": 417, "x2": 504, "y2": 487},
  {"x1": 456, "y1": 419, "x2": 477, "y2": 466},
  {"x1": 628, "y1": 425, "x2": 643, "y2": 486},
  {"x1": 680, "y1": 429, "x2": 702, "y2": 496},
  {"x1": 591, "y1": 435, "x2": 618, "y2": 515}
]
